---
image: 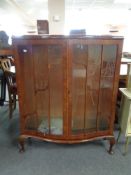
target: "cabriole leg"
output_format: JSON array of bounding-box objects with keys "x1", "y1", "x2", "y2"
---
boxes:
[
  {"x1": 18, "y1": 136, "x2": 25, "y2": 152},
  {"x1": 108, "y1": 137, "x2": 115, "y2": 155}
]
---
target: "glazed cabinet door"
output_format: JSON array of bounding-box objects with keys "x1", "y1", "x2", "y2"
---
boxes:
[
  {"x1": 16, "y1": 40, "x2": 67, "y2": 137},
  {"x1": 68, "y1": 39, "x2": 118, "y2": 136},
  {"x1": 98, "y1": 44, "x2": 118, "y2": 131}
]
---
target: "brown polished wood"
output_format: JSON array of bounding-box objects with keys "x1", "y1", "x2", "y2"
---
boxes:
[
  {"x1": 0, "y1": 48, "x2": 14, "y2": 105},
  {"x1": 0, "y1": 48, "x2": 14, "y2": 56},
  {"x1": 0, "y1": 58, "x2": 17, "y2": 118},
  {"x1": 12, "y1": 35, "x2": 123, "y2": 153}
]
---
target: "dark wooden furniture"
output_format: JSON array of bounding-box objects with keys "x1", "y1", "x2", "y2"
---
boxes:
[
  {"x1": 12, "y1": 35, "x2": 123, "y2": 153},
  {"x1": 0, "y1": 58, "x2": 17, "y2": 118},
  {"x1": 37, "y1": 20, "x2": 49, "y2": 34},
  {"x1": 0, "y1": 48, "x2": 14, "y2": 105},
  {"x1": 0, "y1": 68, "x2": 6, "y2": 106}
]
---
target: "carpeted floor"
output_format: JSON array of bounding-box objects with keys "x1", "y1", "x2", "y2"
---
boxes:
[{"x1": 0, "y1": 104, "x2": 131, "y2": 175}]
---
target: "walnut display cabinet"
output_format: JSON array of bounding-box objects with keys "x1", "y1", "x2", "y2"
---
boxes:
[{"x1": 12, "y1": 35, "x2": 123, "y2": 153}]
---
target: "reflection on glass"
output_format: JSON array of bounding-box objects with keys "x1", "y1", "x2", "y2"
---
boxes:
[
  {"x1": 24, "y1": 45, "x2": 64, "y2": 135},
  {"x1": 33, "y1": 45, "x2": 50, "y2": 134},
  {"x1": 71, "y1": 44, "x2": 102, "y2": 134},
  {"x1": 48, "y1": 45, "x2": 63, "y2": 135},
  {"x1": 72, "y1": 64, "x2": 86, "y2": 134},
  {"x1": 98, "y1": 45, "x2": 117, "y2": 131},
  {"x1": 71, "y1": 44, "x2": 117, "y2": 134}
]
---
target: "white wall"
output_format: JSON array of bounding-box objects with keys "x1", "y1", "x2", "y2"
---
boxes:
[{"x1": 48, "y1": 0, "x2": 65, "y2": 34}]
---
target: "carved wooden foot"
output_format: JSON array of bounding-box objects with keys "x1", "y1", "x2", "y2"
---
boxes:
[
  {"x1": 18, "y1": 136, "x2": 25, "y2": 152},
  {"x1": 108, "y1": 137, "x2": 115, "y2": 155}
]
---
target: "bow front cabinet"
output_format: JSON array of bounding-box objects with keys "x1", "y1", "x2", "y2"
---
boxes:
[{"x1": 13, "y1": 35, "x2": 123, "y2": 153}]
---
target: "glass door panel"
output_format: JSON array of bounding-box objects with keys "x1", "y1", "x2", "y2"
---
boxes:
[
  {"x1": 32, "y1": 45, "x2": 64, "y2": 135},
  {"x1": 48, "y1": 45, "x2": 64, "y2": 135},
  {"x1": 98, "y1": 45, "x2": 117, "y2": 130},
  {"x1": 85, "y1": 45, "x2": 102, "y2": 132},
  {"x1": 71, "y1": 44, "x2": 86, "y2": 134},
  {"x1": 72, "y1": 64, "x2": 86, "y2": 134},
  {"x1": 33, "y1": 45, "x2": 49, "y2": 134},
  {"x1": 71, "y1": 44, "x2": 102, "y2": 134}
]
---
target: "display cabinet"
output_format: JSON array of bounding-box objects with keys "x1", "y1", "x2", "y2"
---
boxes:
[{"x1": 12, "y1": 35, "x2": 123, "y2": 153}]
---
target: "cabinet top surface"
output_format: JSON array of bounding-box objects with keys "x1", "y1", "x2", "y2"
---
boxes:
[{"x1": 12, "y1": 34, "x2": 124, "y2": 41}]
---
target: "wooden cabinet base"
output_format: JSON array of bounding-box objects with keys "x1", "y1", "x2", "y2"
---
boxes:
[
  {"x1": 108, "y1": 137, "x2": 115, "y2": 155},
  {"x1": 18, "y1": 133, "x2": 115, "y2": 154}
]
